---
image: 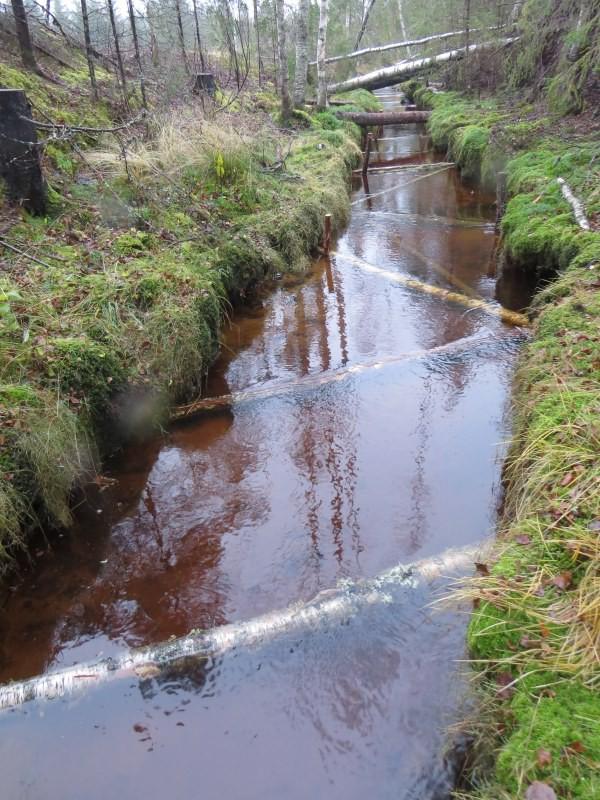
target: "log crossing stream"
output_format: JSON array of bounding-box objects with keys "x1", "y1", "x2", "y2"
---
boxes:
[{"x1": 0, "y1": 91, "x2": 535, "y2": 800}]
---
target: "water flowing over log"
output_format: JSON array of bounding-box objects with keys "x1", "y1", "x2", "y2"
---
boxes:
[
  {"x1": 336, "y1": 110, "x2": 430, "y2": 126},
  {"x1": 309, "y1": 26, "x2": 503, "y2": 66},
  {"x1": 328, "y1": 37, "x2": 519, "y2": 93}
]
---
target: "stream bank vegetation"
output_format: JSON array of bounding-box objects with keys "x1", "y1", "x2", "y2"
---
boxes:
[
  {"x1": 401, "y1": 2, "x2": 600, "y2": 797},
  {"x1": 0, "y1": 0, "x2": 385, "y2": 563},
  {"x1": 0, "y1": 0, "x2": 599, "y2": 794}
]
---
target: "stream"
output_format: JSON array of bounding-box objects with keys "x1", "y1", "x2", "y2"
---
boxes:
[{"x1": 0, "y1": 92, "x2": 534, "y2": 799}]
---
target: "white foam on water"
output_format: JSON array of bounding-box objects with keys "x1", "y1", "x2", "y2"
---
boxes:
[{"x1": 0, "y1": 543, "x2": 485, "y2": 711}]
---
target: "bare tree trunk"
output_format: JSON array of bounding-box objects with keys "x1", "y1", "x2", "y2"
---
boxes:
[
  {"x1": 316, "y1": 0, "x2": 329, "y2": 109},
  {"x1": 127, "y1": 0, "x2": 147, "y2": 108},
  {"x1": 509, "y1": 0, "x2": 524, "y2": 24},
  {"x1": 252, "y1": 0, "x2": 263, "y2": 85},
  {"x1": 463, "y1": 0, "x2": 471, "y2": 88},
  {"x1": 354, "y1": 0, "x2": 376, "y2": 50},
  {"x1": 293, "y1": 0, "x2": 309, "y2": 107},
  {"x1": 146, "y1": 1, "x2": 160, "y2": 67},
  {"x1": 309, "y1": 27, "x2": 500, "y2": 66},
  {"x1": 45, "y1": 0, "x2": 50, "y2": 24},
  {"x1": 80, "y1": 0, "x2": 98, "y2": 99},
  {"x1": 106, "y1": 0, "x2": 128, "y2": 104},
  {"x1": 10, "y1": 0, "x2": 39, "y2": 72},
  {"x1": 397, "y1": 0, "x2": 410, "y2": 57},
  {"x1": 328, "y1": 37, "x2": 518, "y2": 93},
  {"x1": 174, "y1": 0, "x2": 190, "y2": 74},
  {"x1": 275, "y1": 0, "x2": 291, "y2": 121},
  {"x1": 192, "y1": 0, "x2": 206, "y2": 69}
]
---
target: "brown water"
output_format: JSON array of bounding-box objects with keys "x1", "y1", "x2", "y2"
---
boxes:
[{"x1": 0, "y1": 95, "x2": 532, "y2": 799}]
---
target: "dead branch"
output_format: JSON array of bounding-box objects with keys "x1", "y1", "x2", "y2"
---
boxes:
[{"x1": 557, "y1": 177, "x2": 591, "y2": 231}]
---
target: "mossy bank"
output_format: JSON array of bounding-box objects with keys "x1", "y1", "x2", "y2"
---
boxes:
[
  {"x1": 0, "y1": 58, "x2": 379, "y2": 563},
  {"x1": 409, "y1": 83, "x2": 600, "y2": 798}
]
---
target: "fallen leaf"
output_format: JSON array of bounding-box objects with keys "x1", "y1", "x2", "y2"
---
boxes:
[
  {"x1": 537, "y1": 748, "x2": 552, "y2": 767},
  {"x1": 561, "y1": 472, "x2": 575, "y2": 486},
  {"x1": 566, "y1": 740, "x2": 586, "y2": 754},
  {"x1": 515, "y1": 534, "x2": 532, "y2": 545},
  {"x1": 475, "y1": 562, "x2": 490, "y2": 576},
  {"x1": 588, "y1": 520, "x2": 600, "y2": 532},
  {"x1": 540, "y1": 622, "x2": 551, "y2": 638},
  {"x1": 525, "y1": 782, "x2": 557, "y2": 800},
  {"x1": 495, "y1": 671, "x2": 515, "y2": 700},
  {"x1": 551, "y1": 571, "x2": 572, "y2": 591}
]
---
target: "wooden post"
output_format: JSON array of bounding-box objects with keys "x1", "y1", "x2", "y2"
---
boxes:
[
  {"x1": 495, "y1": 171, "x2": 507, "y2": 232},
  {"x1": 323, "y1": 213, "x2": 332, "y2": 255},
  {"x1": 362, "y1": 132, "x2": 373, "y2": 177},
  {"x1": 0, "y1": 89, "x2": 46, "y2": 215}
]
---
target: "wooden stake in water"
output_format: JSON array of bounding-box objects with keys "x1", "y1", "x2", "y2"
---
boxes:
[
  {"x1": 323, "y1": 213, "x2": 332, "y2": 255},
  {"x1": 362, "y1": 133, "x2": 373, "y2": 177}
]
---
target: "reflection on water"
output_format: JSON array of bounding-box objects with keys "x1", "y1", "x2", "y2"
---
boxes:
[{"x1": 0, "y1": 97, "x2": 533, "y2": 800}]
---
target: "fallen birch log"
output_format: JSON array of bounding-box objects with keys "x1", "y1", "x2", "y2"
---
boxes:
[
  {"x1": 309, "y1": 26, "x2": 503, "y2": 66},
  {"x1": 336, "y1": 110, "x2": 430, "y2": 125},
  {"x1": 329, "y1": 37, "x2": 519, "y2": 93},
  {"x1": 557, "y1": 177, "x2": 590, "y2": 231}
]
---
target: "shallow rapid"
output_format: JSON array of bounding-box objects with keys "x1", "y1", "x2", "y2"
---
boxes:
[{"x1": 0, "y1": 92, "x2": 532, "y2": 799}]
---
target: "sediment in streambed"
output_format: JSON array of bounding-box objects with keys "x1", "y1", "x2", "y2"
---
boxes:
[
  {"x1": 411, "y1": 81, "x2": 600, "y2": 799},
  {"x1": 0, "y1": 68, "x2": 379, "y2": 563}
]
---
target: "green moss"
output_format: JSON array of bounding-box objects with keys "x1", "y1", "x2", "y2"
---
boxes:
[
  {"x1": 449, "y1": 125, "x2": 490, "y2": 183},
  {"x1": 49, "y1": 337, "x2": 126, "y2": 416},
  {"x1": 493, "y1": 677, "x2": 600, "y2": 799},
  {"x1": 113, "y1": 230, "x2": 154, "y2": 256},
  {"x1": 0, "y1": 97, "x2": 364, "y2": 555}
]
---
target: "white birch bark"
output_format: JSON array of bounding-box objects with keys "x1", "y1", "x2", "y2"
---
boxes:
[
  {"x1": 309, "y1": 27, "x2": 501, "y2": 66},
  {"x1": 293, "y1": 0, "x2": 310, "y2": 107},
  {"x1": 317, "y1": 0, "x2": 329, "y2": 109},
  {"x1": 328, "y1": 37, "x2": 519, "y2": 93}
]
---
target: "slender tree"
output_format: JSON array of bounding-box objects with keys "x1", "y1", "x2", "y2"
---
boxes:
[
  {"x1": 275, "y1": 0, "x2": 291, "y2": 121},
  {"x1": 252, "y1": 0, "x2": 263, "y2": 85},
  {"x1": 192, "y1": 0, "x2": 207, "y2": 70},
  {"x1": 397, "y1": 0, "x2": 410, "y2": 56},
  {"x1": 106, "y1": 0, "x2": 128, "y2": 102},
  {"x1": 10, "y1": 0, "x2": 39, "y2": 72},
  {"x1": 174, "y1": 0, "x2": 190, "y2": 74},
  {"x1": 80, "y1": 0, "x2": 98, "y2": 99},
  {"x1": 354, "y1": 0, "x2": 376, "y2": 50},
  {"x1": 127, "y1": 0, "x2": 147, "y2": 108},
  {"x1": 316, "y1": 0, "x2": 329, "y2": 109},
  {"x1": 293, "y1": 0, "x2": 309, "y2": 107},
  {"x1": 463, "y1": 0, "x2": 471, "y2": 88}
]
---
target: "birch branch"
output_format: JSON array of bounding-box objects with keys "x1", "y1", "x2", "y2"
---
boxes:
[{"x1": 557, "y1": 177, "x2": 591, "y2": 231}]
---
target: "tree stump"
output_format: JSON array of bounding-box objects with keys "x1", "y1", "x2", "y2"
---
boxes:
[
  {"x1": 0, "y1": 89, "x2": 46, "y2": 215},
  {"x1": 192, "y1": 73, "x2": 216, "y2": 97}
]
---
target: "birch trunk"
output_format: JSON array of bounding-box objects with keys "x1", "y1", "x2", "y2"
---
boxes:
[
  {"x1": 309, "y1": 27, "x2": 500, "y2": 66},
  {"x1": 316, "y1": 0, "x2": 329, "y2": 109},
  {"x1": 328, "y1": 37, "x2": 519, "y2": 93},
  {"x1": 354, "y1": 0, "x2": 376, "y2": 50},
  {"x1": 275, "y1": 0, "x2": 292, "y2": 121},
  {"x1": 397, "y1": 0, "x2": 410, "y2": 57},
  {"x1": 293, "y1": 0, "x2": 310, "y2": 107}
]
